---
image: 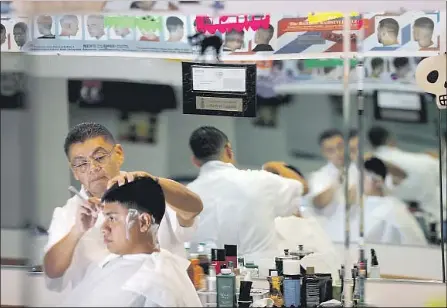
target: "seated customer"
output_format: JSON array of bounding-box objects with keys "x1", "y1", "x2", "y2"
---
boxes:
[
  {"x1": 352, "y1": 157, "x2": 428, "y2": 246},
  {"x1": 60, "y1": 177, "x2": 201, "y2": 307}
]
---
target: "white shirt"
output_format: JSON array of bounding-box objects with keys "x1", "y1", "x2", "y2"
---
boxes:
[
  {"x1": 60, "y1": 249, "x2": 202, "y2": 307},
  {"x1": 44, "y1": 187, "x2": 197, "y2": 292},
  {"x1": 307, "y1": 162, "x2": 358, "y2": 242},
  {"x1": 374, "y1": 146, "x2": 440, "y2": 221},
  {"x1": 275, "y1": 215, "x2": 341, "y2": 278},
  {"x1": 351, "y1": 196, "x2": 428, "y2": 246},
  {"x1": 187, "y1": 161, "x2": 303, "y2": 261}
]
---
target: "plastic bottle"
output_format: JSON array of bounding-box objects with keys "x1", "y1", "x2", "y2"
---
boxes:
[
  {"x1": 191, "y1": 258, "x2": 206, "y2": 290},
  {"x1": 283, "y1": 259, "x2": 301, "y2": 308},
  {"x1": 216, "y1": 268, "x2": 236, "y2": 307},
  {"x1": 268, "y1": 271, "x2": 285, "y2": 307}
]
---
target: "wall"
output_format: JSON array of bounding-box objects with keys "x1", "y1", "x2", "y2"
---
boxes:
[{"x1": 1, "y1": 74, "x2": 442, "y2": 229}]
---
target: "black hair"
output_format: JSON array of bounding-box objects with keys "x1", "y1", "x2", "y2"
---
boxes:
[
  {"x1": 364, "y1": 157, "x2": 387, "y2": 180},
  {"x1": 189, "y1": 126, "x2": 229, "y2": 162},
  {"x1": 64, "y1": 122, "x2": 115, "y2": 156},
  {"x1": 0, "y1": 24, "x2": 5, "y2": 32},
  {"x1": 102, "y1": 176, "x2": 165, "y2": 225},
  {"x1": 318, "y1": 128, "x2": 343, "y2": 145},
  {"x1": 393, "y1": 57, "x2": 409, "y2": 69},
  {"x1": 368, "y1": 126, "x2": 390, "y2": 148},
  {"x1": 378, "y1": 18, "x2": 399, "y2": 35},
  {"x1": 371, "y1": 57, "x2": 384, "y2": 70},
  {"x1": 166, "y1": 16, "x2": 184, "y2": 32},
  {"x1": 349, "y1": 129, "x2": 358, "y2": 139},
  {"x1": 272, "y1": 60, "x2": 283, "y2": 70},
  {"x1": 13, "y1": 22, "x2": 28, "y2": 32},
  {"x1": 284, "y1": 164, "x2": 304, "y2": 178},
  {"x1": 414, "y1": 17, "x2": 434, "y2": 31}
]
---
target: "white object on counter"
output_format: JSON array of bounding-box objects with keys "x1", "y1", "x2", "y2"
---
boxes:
[
  {"x1": 369, "y1": 266, "x2": 380, "y2": 279},
  {"x1": 252, "y1": 298, "x2": 274, "y2": 307}
]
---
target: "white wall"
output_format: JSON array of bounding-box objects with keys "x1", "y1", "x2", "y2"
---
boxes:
[{"x1": 1, "y1": 75, "x2": 442, "y2": 229}]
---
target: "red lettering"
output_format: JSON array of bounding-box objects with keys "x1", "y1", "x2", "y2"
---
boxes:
[{"x1": 195, "y1": 15, "x2": 271, "y2": 34}]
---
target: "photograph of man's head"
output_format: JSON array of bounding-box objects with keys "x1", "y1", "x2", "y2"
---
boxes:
[
  {"x1": 130, "y1": 1, "x2": 179, "y2": 11},
  {"x1": 59, "y1": 15, "x2": 80, "y2": 39},
  {"x1": 376, "y1": 17, "x2": 400, "y2": 46},
  {"x1": 1, "y1": 23, "x2": 6, "y2": 45},
  {"x1": 223, "y1": 29, "x2": 244, "y2": 52},
  {"x1": 252, "y1": 24, "x2": 274, "y2": 52},
  {"x1": 35, "y1": 15, "x2": 55, "y2": 39},
  {"x1": 165, "y1": 16, "x2": 184, "y2": 42},
  {"x1": 13, "y1": 22, "x2": 27, "y2": 49},
  {"x1": 412, "y1": 17, "x2": 435, "y2": 48},
  {"x1": 370, "y1": 57, "x2": 385, "y2": 78},
  {"x1": 86, "y1": 15, "x2": 106, "y2": 40}
]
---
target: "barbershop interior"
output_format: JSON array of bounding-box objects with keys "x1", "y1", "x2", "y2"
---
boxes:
[{"x1": 1, "y1": 1, "x2": 447, "y2": 307}]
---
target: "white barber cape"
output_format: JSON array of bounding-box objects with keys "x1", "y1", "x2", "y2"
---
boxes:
[
  {"x1": 306, "y1": 162, "x2": 358, "y2": 242},
  {"x1": 374, "y1": 146, "x2": 440, "y2": 221},
  {"x1": 351, "y1": 196, "x2": 428, "y2": 246},
  {"x1": 187, "y1": 161, "x2": 304, "y2": 261},
  {"x1": 275, "y1": 215, "x2": 341, "y2": 279},
  {"x1": 44, "y1": 187, "x2": 197, "y2": 292},
  {"x1": 60, "y1": 249, "x2": 202, "y2": 307}
]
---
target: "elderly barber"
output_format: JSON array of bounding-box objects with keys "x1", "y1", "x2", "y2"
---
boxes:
[{"x1": 43, "y1": 122, "x2": 203, "y2": 292}]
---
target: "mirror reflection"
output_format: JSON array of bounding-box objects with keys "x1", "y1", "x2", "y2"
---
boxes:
[{"x1": 1, "y1": 57, "x2": 446, "y2": 291}]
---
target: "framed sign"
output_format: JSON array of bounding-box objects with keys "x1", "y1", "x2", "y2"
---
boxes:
[
  {"x1": 182, "y1": 61, "x2": 256, "y2": 117},
  {"x1": 373, "y1": 90, "x2": 429, "y2": 124}
]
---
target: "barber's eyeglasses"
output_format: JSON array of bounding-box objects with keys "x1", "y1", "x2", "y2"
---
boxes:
[{"x1": 71, "y1": 147, "x2": 115, "y2": 173}]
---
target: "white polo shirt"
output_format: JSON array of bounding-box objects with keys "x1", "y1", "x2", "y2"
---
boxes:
[
  {"x1": 374, "y1": 146, "x2": 440, "y2": 221},
  {"x1": 187, "y1": 161, "x2": 304, "y2": 261},
  {"x1": 44, "y1": 187, "x2": 197, "y2": 292},
  {"x1": 307, "y1": 162, "x2": 358, "y2": 242}
]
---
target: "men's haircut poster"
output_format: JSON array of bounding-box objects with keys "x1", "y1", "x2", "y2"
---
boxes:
[
  {"x1": 1, "y1": 16, "x2": 30, "y2": 52},
  {"x1": 1, "y1": 10, "x2": 440, "y2": 56},
  {"x1": 0, "y1": 73, "x2": 26, "y2": 109}
]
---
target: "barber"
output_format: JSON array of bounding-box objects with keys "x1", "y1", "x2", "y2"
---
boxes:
[
  {"x1": 43, "y1": 122, "x2": 203, "y2": 292},
  {"x1": 186, "y1": 126, "x2": 308, "y2": 262}
]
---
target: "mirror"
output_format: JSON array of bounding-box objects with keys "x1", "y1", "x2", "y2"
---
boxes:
[{"x1": 0, "y1": 11, "x2": 445, "y2": 302}]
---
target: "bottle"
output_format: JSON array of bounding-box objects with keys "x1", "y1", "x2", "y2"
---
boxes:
[
  {"x1": 216, "y1": 268, "x2": 236, "y2": 307},
  {"x1": 283, "y1": 259, "x2": 301, "y2": 308},
  {"x1": 208, "y1": 264, "x2": 217, "y2": 292},
  {"x1": 302, "y1": 266, "x2": 320, "y2": 308},
  {"x1": 191, "y1": 258, "x2": 206, "y2": 290},
  {"x1": 268, "y1": 271, "x2": 285, "y2": 307},
  {"x1": 224, "y1": 244, "x2": 238, "y2": 268},
  {"x1": 369, "y1": 249, "x2": 380, "y2": 279},
  {"x1": 198, "y1": 242, "x2": 211, "y2": 275},
  {"x1": 211, "y1": 248, "x2": 226, "y2": 275}
]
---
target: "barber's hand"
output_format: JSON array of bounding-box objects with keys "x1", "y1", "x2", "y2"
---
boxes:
[
  {"x1": 263, "y1": 161, "x2": 309, "y2": 195},
  {"x1": 107, "y1": 171, "x2": 152, "y2": 189},
  {"x1": 364, "y1": 152, "x2": 373, "y2": 160},
  {"x1": 75, "y1": 197, "x2": 102, "y2": 234}
]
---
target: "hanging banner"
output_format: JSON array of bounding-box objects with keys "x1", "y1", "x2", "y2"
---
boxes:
[{"x1": 1, "y1": 10, "x2": 443, "y2": 56}]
